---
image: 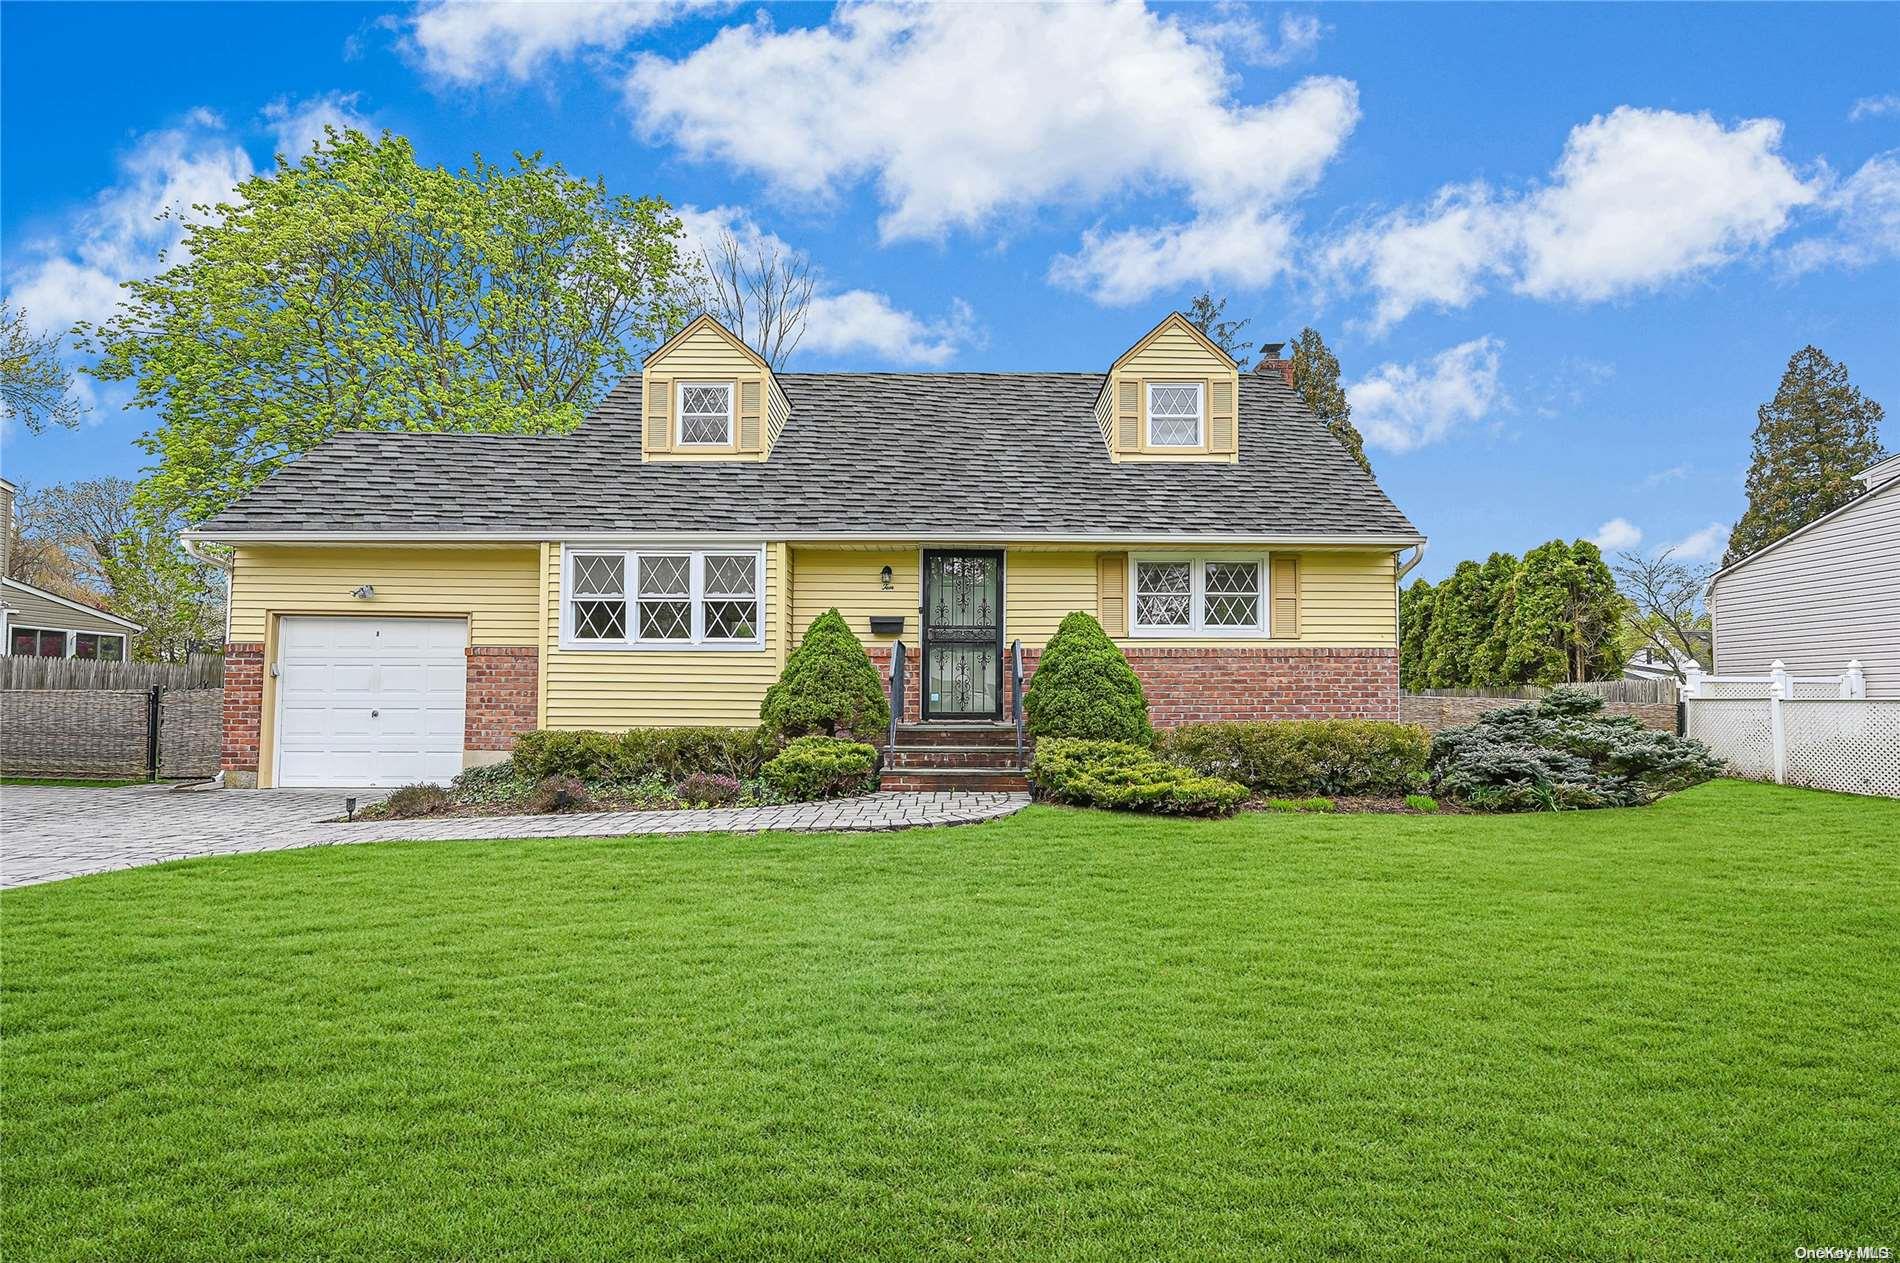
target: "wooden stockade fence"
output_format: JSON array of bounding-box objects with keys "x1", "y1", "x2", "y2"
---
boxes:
[
  {"x1": 0, "y1": 652, "x2": 223, "y2": 692},
  {"x1": 1404, "y1": 679, "x2": 1678, "y2": 705},
  {"x1": 1401, "y1": 678, "x2": 1681, "y2": 735}
]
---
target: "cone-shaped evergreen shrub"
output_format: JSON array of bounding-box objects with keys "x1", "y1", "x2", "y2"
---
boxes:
[
  {"x1": 760, "y1": 608, "x2": 891, "y2": 741},
  {"x1": 1023, "y1": 611, "x2": 1154, "y2": 744}
]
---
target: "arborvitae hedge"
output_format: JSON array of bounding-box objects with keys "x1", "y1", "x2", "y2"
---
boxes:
[{"x1": 759, "y1": 608, "x2": 891, "y2": 742}]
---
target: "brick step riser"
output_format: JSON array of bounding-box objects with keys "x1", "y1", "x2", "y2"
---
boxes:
[
  {"x1": 893, "y1": 726, "x2": 1022, "y2": 748},
  {"x1": 880, "y1": 771, "x2": 1031, "y2": 793},
  {"x1": 887, "y1": 749, "x2": 1026, "y2": 770}
]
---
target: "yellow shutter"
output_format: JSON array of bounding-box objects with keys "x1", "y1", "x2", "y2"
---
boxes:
[
  {"x1": 1116, "y1": 380, "x2": 1141, "y2": 453},
  {"x1": 645, "y1": 377, "x2": 671, "y2": 453},
  {"x1": 1097, "y1": 552, "x2": 1128, "y2": 636},
  {"x1": 1209, "y1": 377, "x2": 1236, "y2": 454},
  {"x1": 1270, "y1": 556, "x2": 1300, "y2": 638},
  {"x1": 738, "y1": 378, "x2": 763, "y2": 453}
]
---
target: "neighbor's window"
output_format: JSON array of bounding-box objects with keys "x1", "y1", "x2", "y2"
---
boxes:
[
  {"x1": 72, "y1": 632, "x2": 126, "y2": 662},
  {"x1": 9, "y1": 627, "x2": 67, "y2": 658},
  {"x1": 1146, "y1": 382, "x2": 1203, "y2": 447},
  {"x1": 564, "y1": 547, "x2": 764, "y2": 649},
  {"x1": 701, "y1": 553, "x2": 759, "y2": 641},
  {"x1": 677, "y1": 382, "x2": 734, "y2": 446},
  {"x1": 1131, "y1": 557, "x2": 1266, "y2": 635}
]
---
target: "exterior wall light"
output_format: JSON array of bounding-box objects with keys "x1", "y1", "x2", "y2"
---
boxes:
[
  {"x1": 351, "y1": 585, "x2": 375, "y2": 599},
  {"x1": 879, "y1": 565, "x2": 894, "y2": 591}
]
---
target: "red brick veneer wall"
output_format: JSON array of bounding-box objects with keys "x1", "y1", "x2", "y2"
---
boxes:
[
  {"x1": 868, "y1": 644, "x2": 1398, "y2": 727},
  {"x1": 466, "y1": 646, "x2": 538, "y2": 751},
  {"x1": 221, "y1": 642, "x2": 265, "y2": 782}
]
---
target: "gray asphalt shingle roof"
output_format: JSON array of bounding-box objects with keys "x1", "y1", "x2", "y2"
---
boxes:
[{"x1": 194, "y1": 371, "x2": 1420, "y2": 540}]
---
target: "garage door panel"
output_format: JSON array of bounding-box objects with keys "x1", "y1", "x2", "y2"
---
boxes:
[{"x1": 276, "y1": 617, "x2": 468, "y2": 788}]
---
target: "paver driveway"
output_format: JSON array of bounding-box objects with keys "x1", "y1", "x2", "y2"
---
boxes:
[{"x1": 0, "y1": 784, "x2": 1029, "y2": 889}]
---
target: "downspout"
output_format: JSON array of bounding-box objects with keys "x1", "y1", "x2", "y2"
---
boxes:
[
  {"x1": 1393, "y1": 543, "x2": 1426, "y2": 665},
  {"x1": 1395, "y1": 542, "x2": 1427, "y2": 583},
  {"x1": 181, "y1": 534, "x2": 235, "y2": 645}
]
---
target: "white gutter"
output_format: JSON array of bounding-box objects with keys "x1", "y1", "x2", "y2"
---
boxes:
[
  {"x1": 181, "y1": 533, "x2": 236, "y2": 644},
  {"x1": 182, "y1": 528, "x2": 1429, "y2": 548}
]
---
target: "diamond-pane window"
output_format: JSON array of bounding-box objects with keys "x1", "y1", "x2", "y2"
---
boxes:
[
  {"x1": 1203, "y1": 561, "x2": 1260, "y2": 628},
  {"x1": 1135, "y1": 561, "x2": 1192, "y2": 626},
  {"x1": 570, "y1": 553, "x2": 627, "y2": 641},
  {"x1": 678, "y1": 382, "x2": 732, "y2": 445},
  {"x1": 1147, "y1": 382, "x2": 1203, "y2": 447},
  {"x1": 639, "y1": 599, "x2": 691, "y2": 640},
  {"x1": 636, "y1": 553, "x2": 692, "y2": 641},
  {"x1": 639, "y1": 554, "x2": 690, "y2": 597},
  {"x1": 702, "y1": 554, "x2": 759, "y2": 641}
]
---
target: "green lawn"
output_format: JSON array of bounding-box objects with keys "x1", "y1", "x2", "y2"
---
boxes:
[{"x1": 4, "y1": 780, "x2": 1895, "y2": 1261}]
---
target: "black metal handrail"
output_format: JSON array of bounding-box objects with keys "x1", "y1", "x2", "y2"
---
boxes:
[
  {"x1": 1010, "y1": 638, "x2": 1025, "y2": 766},
  {"x1": 887, "y1": 640, "x2": 906, "y2": 752}
]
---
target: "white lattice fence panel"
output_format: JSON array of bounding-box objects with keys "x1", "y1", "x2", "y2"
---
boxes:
[
  {"x1": 1687, "y1": 699, "x2": 1775, "y2": 780},
  {"x1": 1781, "y1": 701, "x2": 1900, "y2": 798},
  {"x1": 1697, "y1": 679, "x2": 1774, "y2": 699},
  {"x1": 1790, "y1": 679, "x2": 1846, "y2": 700}
]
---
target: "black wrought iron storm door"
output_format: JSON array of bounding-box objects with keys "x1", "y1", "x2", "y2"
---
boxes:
[{"x1": 922, "y1": 551, "x2": 1004, "y2": 720}]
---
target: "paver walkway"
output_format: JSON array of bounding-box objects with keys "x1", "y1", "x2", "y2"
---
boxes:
[{"x1": 0, "y1": 784, "x2": 1030, "y2": 889}]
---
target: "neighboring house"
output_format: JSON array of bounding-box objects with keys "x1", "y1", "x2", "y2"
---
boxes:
[
  {"x1": 1707, "y1": 454, "x2": 1900, "y2": 698},
  {"x1": 184, "y1": 313, "x2": 1424, "y2": 789},
  {"x1": 0, "y1": 477, "x2": 142, "y2": 663},
  {"x1": 1624, "y1": 646, "x2": 1701, "y2": 684}
]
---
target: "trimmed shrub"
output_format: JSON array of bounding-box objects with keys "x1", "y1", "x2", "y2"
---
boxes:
[
  {"x1": 514, "y1": 727, "x2": 770, "y2": 783},
  {"x1": 760, "y1": 609, "x2": 891, "y2": 742},
  {"x1": 1160, "y1": 720, "x2": 1430, "y2": 798},
  {"x1": 675, "y1": 772, "x2": 742, "y2": 807},
  {"x1": 526, "y1": 776, "x2": 594, "y2": 814},
  {"x1": 450, "y1": 761, "x2": 534, "y2": 807},
  {"x1": 760, "y1": 735, "x2": 880, "y2": 801},
  {"x1": 1429, "y1": 686, "x2": 1723, "y2": 812},
  {"x1": 382, "y1": 783, "x2": 452, "y2": 818},
  {"x1": 1023, "y1": 612, "x2": 1153, "y2": 745},
  {"x1": 1028, "y1": 738, "x2": 1246, "y2": 817}
]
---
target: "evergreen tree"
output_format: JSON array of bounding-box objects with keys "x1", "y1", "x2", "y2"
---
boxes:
[
  {"x1": 1398, "y1": 578, "x2": 1436, "y2": 690},
  {"x1": 1023, "y1": 611, "x2": 1153, "y2": 744},
  {"x1": 1466, "y1": 551, "x2": 1521, "y2": 685},
  {"x1": 1727, "y1": 346, "x2": 1886, "y2": 565},
  {"x1": 1185, "y1": 291, "x2": 1254, "y2": 364},
  {"x1": 1289, "y1": 327, "x2": 1370, "y2": 475},
  {"x1": 759, "y1": 609, "x2": 890, "y2": 741},
  {"x1": 1495, "y1": 540, "x2": 1625, "y2": 685},
  {"x1": 1421, "y1": 560, "x2": 1492, "y2": 687}
]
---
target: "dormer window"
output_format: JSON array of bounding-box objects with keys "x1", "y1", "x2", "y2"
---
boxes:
[
  {"x1": 1146, "y1": 382, "x2": 1204, "y2": 447},
  {"x1": 677, "y1": 382, "x2": 734, "y2": 446}
]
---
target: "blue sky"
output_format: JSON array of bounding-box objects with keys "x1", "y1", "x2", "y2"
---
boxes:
[{"x1": 3, "y1": 1, "x2": 1896, "y2": 579}]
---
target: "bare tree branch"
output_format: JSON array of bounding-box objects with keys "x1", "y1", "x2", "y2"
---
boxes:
[
  {"x1": 696, "y1": 230, "x2": 814, "y2": 370},
  {"x1": 1613, "y1": 547, "x2": 1713, "y2": 680}
]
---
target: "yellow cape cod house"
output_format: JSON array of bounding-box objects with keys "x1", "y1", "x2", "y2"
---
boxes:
[{"x1": 187, "y1": 314, "x2": 1423, "y2": 789}]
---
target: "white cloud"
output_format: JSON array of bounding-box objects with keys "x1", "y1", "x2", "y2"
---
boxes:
[
  {"x1": 406, "y1": 0, "x2": 726, "y2": 85},
  {"x1": 1325, "y1": 107, "x2": 1820, "y2": 331},
  {"x1": 1782, "y1": 150, "x2": 1900, "y2": 273},
  {"x1": 628, "y1": 4, "x2": 1360, "y2": 304},
  {"x1": 1850, "y1": 94, "x2": 1900, "y2": 122},
  {"x1": 679, "y1": 205, "x2": 981, "y2": 366},
  {"x1": 262, "y1": 91, "x2": 372, "y2": 161},
  {"x1": 1186, "y1": 7, "x2": 1323, "y2": 68},
  {"x1": 1591, "y1": 517, "x2": 1644, "y2": 552},
  {"x1": 5, "y1": 110, "x2": 253, "y2": 335},
  {"x1": 1345, "y1": 336, "x2": 1505, "y2": 453},
  {"x1": 1673, "y1": 521, "x2": 1730, "y2": 563},
  {"x1": 1637, "y1": 463, "x2": 1691, "y2": 491}
]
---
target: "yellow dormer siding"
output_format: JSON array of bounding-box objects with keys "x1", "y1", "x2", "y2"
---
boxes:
[
  {"x1": 639, "y1": 315, "x2": 791, "y2": 462},
  {"x1": 1097, "y1": 313, "x2": 1241, "y2": 463}
]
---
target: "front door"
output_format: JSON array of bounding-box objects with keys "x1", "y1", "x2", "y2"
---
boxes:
[{"x1": 922, "y1": 550, "x2": 1003, "y2": 720}]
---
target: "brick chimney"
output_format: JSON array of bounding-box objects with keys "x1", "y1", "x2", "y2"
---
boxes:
[{"x1": 1254, "y1": 341, "x2": 1295, "y2": 388}]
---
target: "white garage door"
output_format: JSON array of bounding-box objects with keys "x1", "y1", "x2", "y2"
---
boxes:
[{"x1": 276, "y1": 616, "x2": 468, "y2": 788}]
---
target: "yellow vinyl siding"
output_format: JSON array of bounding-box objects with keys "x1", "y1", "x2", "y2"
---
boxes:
[
  {"x1": 1293, "y1": 551, "x2": 1396, "y2": 646},
  {"x1": 640, "y1": 318, "x2": 777, "y2": 463},
  {"x1": 228, "y1": 546, "x2": 540, "y2": 644},
  {"x1": 540, "y1": 542, "x2": 789, "y2": 730},
  {"x1": 1099, "y1": 314, "x2": 1240, "y2": 463},
  {"x1": 1004, "y1": 551, "x2": 1097, "y2": 644},
  {"x1": 789, "y1": 547, "x2": 920, "y2": 647}
]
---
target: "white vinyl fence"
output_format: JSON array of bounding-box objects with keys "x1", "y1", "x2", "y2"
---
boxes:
[{"x1": 1683, "y1": 660, "x2": 1900, "y2": 798}]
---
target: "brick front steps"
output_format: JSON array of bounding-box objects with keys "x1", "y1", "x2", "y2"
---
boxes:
[{"x1": 881, "y1": 722, "x2": 1029, "y2": 793}]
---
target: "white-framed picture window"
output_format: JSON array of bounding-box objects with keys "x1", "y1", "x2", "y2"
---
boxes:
[
  {"x1": 6, "y1": 626, "x2": 126, "y2": 660},
  {"x1": 1130, "y1": 555, "x2": 1267, "y2": 636},
  {"x1": 676, "y1": 381, "x2": 734, "y2": 446},
  {"x1": 562, "y1": 545, "x2": 765, "y2": 650},
  {"x1": 1146, "y1": 381, "x2": 1204, "y2": 447}
]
